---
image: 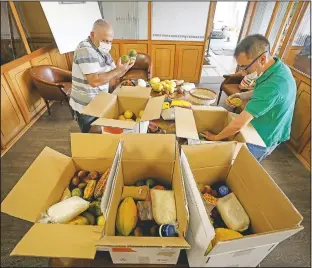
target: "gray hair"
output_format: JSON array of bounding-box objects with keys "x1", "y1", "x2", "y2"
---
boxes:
[
  {"x1": 234, "y1": 34, "x2": 271, "y2": 58},
  {"x1": 92, "y1": 19, "x2": 112, "y2": 32}
]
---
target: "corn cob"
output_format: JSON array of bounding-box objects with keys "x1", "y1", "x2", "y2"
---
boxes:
[
  {"x1": 94, "y1": 168, "x2": 110, "y2": 199},
  {"x1": 83, "y1": 180, "x2": 97, "y2": 200}
]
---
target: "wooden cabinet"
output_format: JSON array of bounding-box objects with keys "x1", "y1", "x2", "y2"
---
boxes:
[
  {"x1": 49, "y1": 48, "x2": 69, "y2": 70},
  {"x1": 290, "y1": 81, "x2": 311, "y2": 150},
  {"x1": 4, "y1": 61, "x2": 46, "y2": 123},
  {"x1": 176, "y1": 45, "x2": 203, "y2": 82},
  {"x1": 152, "y1": 45, "x2": 175, "y2": 80},
  {"x1": 110, "y1": 44, "x2": 120, "y2": 63},
  {"x1": 66, "y1": 52, "x2": 74, "y2": 71},
  {"x1": 120, "y1": 43, "x2": 148, "y2": 56},
  {"x1": 1, "y1": 75, "x2": 26, "y2": 146},
  {"x1": 30, "y1": 52, "x2": 53, "y2": 66}
]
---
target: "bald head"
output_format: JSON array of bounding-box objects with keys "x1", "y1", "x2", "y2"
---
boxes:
[{"x1": 90, "y1": 19, "x2": 114, "y2": 47}]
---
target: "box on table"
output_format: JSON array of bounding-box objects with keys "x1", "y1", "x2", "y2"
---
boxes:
[
  {"x1": 82, "y1": 86, "x2": 164, "y2": 134},
  {"x1": 180, "y1": 142, "x2": 303, "y2": 267},
  {"x1": 1, "y1": 134, "x2": 122, "y2": 259},
  {"x1": 97, "y1": 134, "x2": 190, "y2": 265},
  {"x1": 175, "y1": 106, "x2": 266, "y2": 159}
]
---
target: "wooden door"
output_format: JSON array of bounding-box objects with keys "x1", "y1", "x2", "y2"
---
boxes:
[
  {"x1": 290, "y1": 82, "x2": 311, "y2": 150},
  {"x1": 30, "y1": 52, "x2": 53, "y2": 66},
  {"x1": 152, "y1": 45, "x2": 175, "y2": 80},
  {"x1": 4, "y1": 61, "x2": 46, "y2": 123},
  {"x1": 176, "y1": 45, "x2": 203, "y2": 82},
  {"x1": 110, "y1": 43, "x2": 120, "y2": 63},
  {"x1": 1, "y1": 75, "x2": 26, "y2": 146},
  {"x1": 49, "y1": 48, "x2": 69, "y2": 70},
  {"x1": 120, "y1": 43, "x2": 148, "y2": 56}
]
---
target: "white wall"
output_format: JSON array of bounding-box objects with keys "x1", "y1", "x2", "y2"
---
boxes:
[
  {"x1": 40, "y1": 2, "x2": 102, "y2": 54},
  {"x1": 152, "y1": 2, "x2": 210, "y2": 41}
]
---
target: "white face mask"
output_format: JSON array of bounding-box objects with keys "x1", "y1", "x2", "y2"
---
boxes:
[
  {"x1": 248, "y1": 71, "x2": 263, "y2": 80},
  {"x1": 99, "y1": 42, "x2": 111, "y2": 54}
]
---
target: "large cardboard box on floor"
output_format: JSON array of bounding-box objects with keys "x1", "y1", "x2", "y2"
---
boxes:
[
  {"x1": 1, "y1": 133, "x2": 123, "y2": 259},
  {"x1": 82, "y1": 86, "x2": 164, "y2": 134},
  {"x1": 175, "y1": 106, "x2": 266, "y2": 159},
  {"x1": 96, "y1": 134, "x2": 190, "y2": 264},
  {"x1": 180, "y1": 142, "x2": 303, "y2": 267}
]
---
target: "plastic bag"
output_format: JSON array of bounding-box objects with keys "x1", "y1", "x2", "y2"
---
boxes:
[
  {"x1": 216, "y1": 193, "x2": 250, "y2": 232},
  {"x1": 161, "y1": 107, "x2": 175, "y2": 120},
  {"x1": 39, "y1": 196, "x2": 90, "y2": 224}
]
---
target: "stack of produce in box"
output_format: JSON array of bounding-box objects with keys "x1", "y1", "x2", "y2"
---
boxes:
[
  {"x1": 197, "y1": 182, "x2": 251, "y2": 255},
  {"x1": 116, "y1": 178, "x2": 179, "y2": 237},
  {"x1": 39, "y1": 168, "x2": 111, "y2": 226}
]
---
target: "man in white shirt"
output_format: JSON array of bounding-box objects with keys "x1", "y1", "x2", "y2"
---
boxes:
[{"x1": 70, "y1": 19, "x2": 134, "y2": 132}]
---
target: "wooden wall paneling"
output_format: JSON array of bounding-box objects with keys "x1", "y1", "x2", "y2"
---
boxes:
[
  {"x1": 197, "y1": 1, "x2": 216, "y2": 80},
  {"x1": 1, "y1": 75, "x2": 27, "y2": 146},
  {"x1": 284, "y1": 46, "x2": 302, "y2": 66},
  {"x1": 278, "y1": 1, "x2": 307, "y2": 59},
  {"x1": 110, "y1": 43, "x2": 120, "y2": 63},
  {"x1": 265, "y1": 2, "x2": 281, "y2": 38},
  {"x1": 49, "y1": 48, "x2": 69, "y2": 70},
  {"x1": 8, "y1": 1, "x2": 31, "y2": 54},
  {"x1": 289, "y1": 81, "x2": 311, "y2": 150},
  {"x1": 4, "y1": 61, "x2": 44, "y2": 123},
  {"x1": 152, "y1": 44, "x2": 175, "y2": 80},
  {"x1": 65, "y1": 52, "x2": 74, "y2": 71},
  {"x1": 30, "y1": 52, "x2": 53, "y2": 66},
  {"x1": 176, "y1": 45, "x2": 204, "y2": 82},
  {"x1": 120, "y1": 43, "x2": 148, "y2": 56},
  {"x1": 239, "y1": 1, "x2": 258, "y2": 41},
  {"x1": 271, "y1": 2, "x2": 295, "y2": 55}
]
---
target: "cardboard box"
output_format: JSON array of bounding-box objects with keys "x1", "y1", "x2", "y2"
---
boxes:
[
  {"x1": 175, "y1": 106, "x2": 266, "y2": 147},
  {"x1": 1, "y1": 134, "x2": 123, "y2": 259},
  {"x1": 180, "y1": 142, "x2": 303, "y2": 267},
  {"x1": 96, "y1": 134, "x2": 190, "y2": 264},
  {"x1": 82, "y1": 86, "x2": 164, "y2": 134}
]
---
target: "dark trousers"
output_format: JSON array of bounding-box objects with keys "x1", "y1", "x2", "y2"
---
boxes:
[{"x1": 74, "y1": 111, "x2": 98, "y2": 133}]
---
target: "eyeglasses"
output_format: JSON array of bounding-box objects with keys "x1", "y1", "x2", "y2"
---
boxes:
[{"x1": 237, "y1": 51, "x2": 268, "y2": 71}]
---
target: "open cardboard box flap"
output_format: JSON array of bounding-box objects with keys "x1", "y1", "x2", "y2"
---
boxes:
[
  {"x1": 121, "y1": 134, "x2": 176, "y2": 161},
  {"x1": 182, "y1": 142, "x2": 303, "y2": 257},
  {"x1": 81, "y1": 92, "x2": 117, "y2": 118},
  {"x1": 71, "y1": 133, "x2": 121, "y2": 158},
  {"x1": 1, "y1": 147, "x2": 73, "y2": 222},
  {"x1": 113, "y1": 86, "x2": 151, "y2": 98},
  {"x1": 141, "y1": 95, "x2": 165, "y2": 121},
  {"x1": 11, "y1": 224, "x2": 103, "y2": 259},
  {"x1": 175, "y1": 106, "x2": 265, "y2": 147},
  {"x1": 92, "y1": 118, "x2": 137, "y2": 129},
  {"x1": 97, "y1": 236, "x2": 190, "y2": 249},
  {"x1": 228, "y1": 145, "x2": 303, "y2": 230},
  {"x1": 175, "y1": 107, "x2": 199, "y2": 140}
]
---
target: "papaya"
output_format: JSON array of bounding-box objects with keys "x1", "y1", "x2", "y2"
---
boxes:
[
  {"x1": 116, "y1": 197, "x2": 137, "y2": 236},
  {"x1": 212, "y1": 228, "x2": 243, "y2": 246}
]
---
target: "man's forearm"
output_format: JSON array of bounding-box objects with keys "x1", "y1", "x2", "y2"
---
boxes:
[
  {"x1": 239, "y1": 90, "x2": 254, "y2": 101},
  {"x1": 88, "y1": 67, "x2": 124, "y2": 87},
  {"x1": 215, "y1": 111, "x2": 254, "y2": 140}
]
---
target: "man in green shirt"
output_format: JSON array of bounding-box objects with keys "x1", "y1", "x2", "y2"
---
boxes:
[{"x1": 202, "y1": 34, "x2": 296, "y2": 162}]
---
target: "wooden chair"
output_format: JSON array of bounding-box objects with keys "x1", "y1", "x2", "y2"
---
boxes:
[
  {"x1": 217, "y1": 74, "x2": 244, "y2": 106},
  {"x1": 121, "y1": 53, "x2": 152, "y2": 81},
  {"x1": 29, "y1": 65, "x2": 74, "y2": 118}
]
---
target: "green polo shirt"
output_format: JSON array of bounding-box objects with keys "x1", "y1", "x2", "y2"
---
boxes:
[{"x1": 245, "y1": 58, "x2": 296, "y2": 147}]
